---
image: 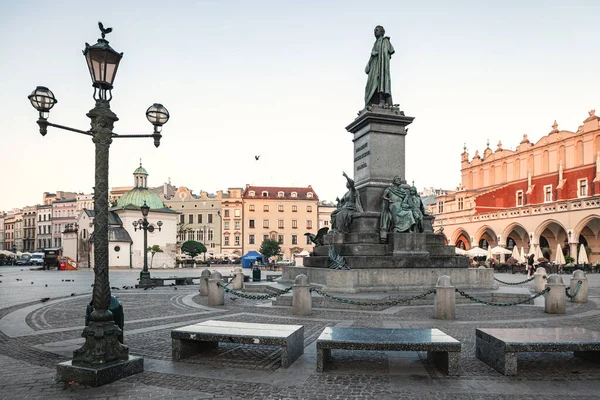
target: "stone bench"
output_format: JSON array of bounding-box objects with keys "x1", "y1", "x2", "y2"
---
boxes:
[
  {"x1": 171, "y1": 320, "x2": 304, "y2": 368},
  {"x1": 476, "y1": 327, "x2": 600, "y2": 375},
  {"x1": 150, "y1": 276, "x2": 197, "y2": 286},
  {"x1": 316, "y1": 327, "x2": 461, "y2": 375}
]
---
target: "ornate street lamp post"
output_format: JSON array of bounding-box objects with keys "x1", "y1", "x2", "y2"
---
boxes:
[
  {"x1": 132, "y1": 201, "x2": 162, "y2": 287},
  {"x1": 28, "y1": 23, "x2": 169, "y2": 387}
]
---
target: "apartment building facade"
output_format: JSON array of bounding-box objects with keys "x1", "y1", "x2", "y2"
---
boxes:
[{"x1": 242, "y1": 185, "x2": 319, "y2": 259}]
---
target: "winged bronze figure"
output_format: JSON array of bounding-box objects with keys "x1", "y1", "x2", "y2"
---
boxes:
[{"x1": 304, "y1": 227, "x2": 329, "y2": 247}]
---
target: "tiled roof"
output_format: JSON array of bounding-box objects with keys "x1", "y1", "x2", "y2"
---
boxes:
[{"x1": 243, "y1": 185, "x2": 319, "y2": 200}]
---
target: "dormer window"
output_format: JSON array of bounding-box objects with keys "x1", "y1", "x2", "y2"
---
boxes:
[
  {"x1": 291, "y1": 192, "x2": 297, "y2": 198},
  {"x1": 249, "y1": 191, "x2": 255, "y2": 197},
  {"x1": 307, "y1": 192, "x2": 313, "y2": 199},
  {"x1": 278, "y1": 191, "x2": 284, "y2": 198},
  {"x1": 262, "y1": 191, "x2": 269, "y2": 197}
]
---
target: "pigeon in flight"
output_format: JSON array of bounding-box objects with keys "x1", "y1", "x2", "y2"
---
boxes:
[{"x1": 255, "y1": 155, "x2": 260, "y2": 160}]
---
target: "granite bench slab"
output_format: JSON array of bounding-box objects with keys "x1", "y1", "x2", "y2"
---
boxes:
[
  {"x1": 150, "y1": 276, "x2": 197, "y2": 286},
  {"x1": 316, "y1": 327, "x2": 461, "y2": 375},
  {"x1": 476, "y1": 327, "x2": 600, "y2": 375},
  {"x1": 171, "y1": 320, "x2": 304, "y2": 368}
]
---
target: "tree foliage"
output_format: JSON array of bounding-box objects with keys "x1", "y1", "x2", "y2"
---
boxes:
[
  {"x1": 259, "y1": 239, "x2": 281, "y2": 260},
  {"x1": 148, "y1": 245, "x2": 163, "y2": 268},
  {"x1": 181, "y1": 240, "x2": 207, "y2": 258}
]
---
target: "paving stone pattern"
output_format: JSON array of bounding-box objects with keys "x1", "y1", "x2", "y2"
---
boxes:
[{"x1": 2, "y1": 267, "x2": 600, "y2": 399}]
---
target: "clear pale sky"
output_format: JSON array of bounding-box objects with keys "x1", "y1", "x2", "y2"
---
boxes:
[{"x1": 2, "y1": 0, "x2": 599, "y2": 211}]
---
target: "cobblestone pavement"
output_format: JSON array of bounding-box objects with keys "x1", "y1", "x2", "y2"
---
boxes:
[{"x1": 1, "y1": 266, "x2": 600, "y2": 399}]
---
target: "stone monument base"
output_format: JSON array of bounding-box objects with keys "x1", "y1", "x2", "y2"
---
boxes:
[
  {"x1": 281, "y1": 266, "x2": 496, "y2": 293},
  {"x1": 56, "y1": 356, "x2": 143, "y2": 387}
]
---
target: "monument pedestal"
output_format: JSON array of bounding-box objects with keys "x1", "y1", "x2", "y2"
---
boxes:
[
  {"x1": 57, "y1": 356, "x2": 143, "y2": 387},
  {"x1": 296, "y1": 99, "x2": 489, "y2": 293},
  {"x1": 346, "y1": 104, "x2": 414, "y2": 213},
  {"x1": 282, "y1": 266, "x2": 495, "y2": 293}
]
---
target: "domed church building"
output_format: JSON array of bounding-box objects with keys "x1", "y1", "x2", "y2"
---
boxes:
[{"x1": 76, "y1": 163, "x2": 179, "y2": 269}]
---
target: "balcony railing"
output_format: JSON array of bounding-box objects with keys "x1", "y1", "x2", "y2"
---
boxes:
[{"x1": 433, "y1": 196, "x2": 600, "y2": 227}]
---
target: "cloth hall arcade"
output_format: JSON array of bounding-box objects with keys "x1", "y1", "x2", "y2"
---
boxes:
[{"x1": 432, "y1": 110, "x2": 600, "y2": 263}]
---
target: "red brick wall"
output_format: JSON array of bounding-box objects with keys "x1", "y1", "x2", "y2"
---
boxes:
[
  {"x1": 474, "y1": 181, "x2": 528, "y2": 213},
  {"x1": 474, "y1": 164, "x2": 596, "y2": 214}
]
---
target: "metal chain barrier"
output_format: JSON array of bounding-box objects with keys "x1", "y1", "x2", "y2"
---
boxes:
[
  {"x1": 455, "y1": 287, "x2": 549, "y2": 306},
  {"x1": 494, "y1": 276, "x2": 535, "y2": 285},
  {"x1": 310, "y1": 287, "x2": 436, "y2": 306},
  {"x1": 565, "y1": 281, "x2": 583, "y2": 299},
  {"x1": 217, "y1": 282, "x2": 293, "y2": 300}
]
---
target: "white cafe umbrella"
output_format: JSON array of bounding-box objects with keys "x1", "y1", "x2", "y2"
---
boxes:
[
  {"x1": 577, "y1": 244, "x2": 589, "y2": 264},
  {"x1": 534, "y1": 245, "x2": 544, "y2": 262},
  {"x1": 467, "y1": 247, "x2": 488, "y2": 257},
  {"x1": 555, "y1": 243, "x2": 566, "y2": 265},
  {"x1": 455, "y1": 247, "x2": 468, "y2": 256},
  {"x1": 491, "y1": 246, "x2": 513, "y2": 255},
  {"x1": 487, "y1": 246, "x2": 493, "y2": 260},
  {"x1": 519, "y1": 247, "x2": 526, "y2": 263},
  {"x1": 511, "y1": 246, "x2": 520, "y2": 260}
]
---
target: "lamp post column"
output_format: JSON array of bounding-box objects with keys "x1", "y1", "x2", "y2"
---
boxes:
[
  {"x1": 72, "y1": 99, "x2": 129, "y2": 365},
  {"x1": 140, "y1": 218, "x2": 150, "y2": 286}
]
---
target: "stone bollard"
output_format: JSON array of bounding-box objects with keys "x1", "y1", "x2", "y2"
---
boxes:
[
  {"x1": 534, "y1": 267, "x2": 547, "y2": 293},
  {"x1": 292, "y1": 274, "x2": 312, "y2": 316},
  {"x1": 208, "y1": 271, "x2": 225, "y2": 306},
  {"x1": 434, "y1": 275, "x2": 455, "y2": 320},
  {"x1": 199, "y1": 269, "x2": 211, "y2": 296},
  {"x1": 233, "y1": 267, "x2": 244, "y2": 290},
  {"x1": 570, "y1": 270, "x2": 588, "y2": 303},
  {"x1": 544, "y1": 274, "x2": 566, "y2": 314}
]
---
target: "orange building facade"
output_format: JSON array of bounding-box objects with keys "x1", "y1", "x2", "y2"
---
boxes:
[
  {"x1": 431, "y1": 110, "x2": 600, "y2": 263},
  {"x1": 242, "y1": 185, "x2": 319, "y2": 259}
]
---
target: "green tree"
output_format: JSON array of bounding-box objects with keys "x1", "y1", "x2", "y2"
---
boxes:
[
  {"x1": 181, "y1": 240, "x2": 207, "y2": 258},
  {"x1": 259, "y1": 238, "x2": 281, "y2": 261},
  {"x1": 148, "y1": 245, "x2": 163, "y2": 269}
]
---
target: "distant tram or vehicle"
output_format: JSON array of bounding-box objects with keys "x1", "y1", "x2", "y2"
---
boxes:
[{"x1": 43, "y1": 248, "x2": 62, "y2": 270}]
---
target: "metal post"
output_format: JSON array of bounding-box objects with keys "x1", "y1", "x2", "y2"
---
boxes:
[
  {"x1": 139, "y1": 217, "x2": 151, "y2": 287},
  {"x1": 71, "y1": 99, "x2": 129, "y2": 365}
]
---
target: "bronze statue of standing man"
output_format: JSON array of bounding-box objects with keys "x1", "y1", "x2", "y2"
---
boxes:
[{"x1": 365, "y1": 25, "x2": 395, "y2": 107}]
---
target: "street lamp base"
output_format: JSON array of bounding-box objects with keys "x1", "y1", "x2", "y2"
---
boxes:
[
  {"x1": 139, "y1": 270, "x2": 153, "y2": 288},
  {"x1": 57, "y1": 355, "x2": 143, "y2": 387}
]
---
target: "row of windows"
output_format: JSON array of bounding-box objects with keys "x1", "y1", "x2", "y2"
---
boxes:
[
  {"x1": 223, "y1": 221, "x2": 241, "y2": 230},
  {"x1": 247, "y1": 191, "x2": 314, "y2": 199},
  {"x1": 515, "y1": 178, "x2": 589, "y2": 205},
  {"x1": 38, "y1": 214, "x2": 51, "y2": 222},
  {"x1": 247, "y1": 234, "x2": 311, "y2": 245},
  {"x1": 248, "y1": 219, "x2": 313, "y2": 229},
  {"x1": 179, "y1": 229, "x2": 214, "y2": 242},
  {"x1": 53, "y1": 210, "x2": 75, "y2": 218},
  {"x1": 38, "y1": 239, "x2": 52, "y2": 249},
  {"x1": 38, "y1": 225, "x2": 52, "y2": 235},
  {"x1": 180, "y1": 213, "x2": 214, "y2": 225},
  {"x1": 439, "y1": 178, "x2": 591, "y2": 213},
  {"x1": 223, "y1": 235, "x2": 241, "y2": 247},
  {"x1": 248, "y1": 205, "x2": 311, "y2": 212},
  {"x1": 222, "y1": 209, "x2": 241, "y2": 218}
]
